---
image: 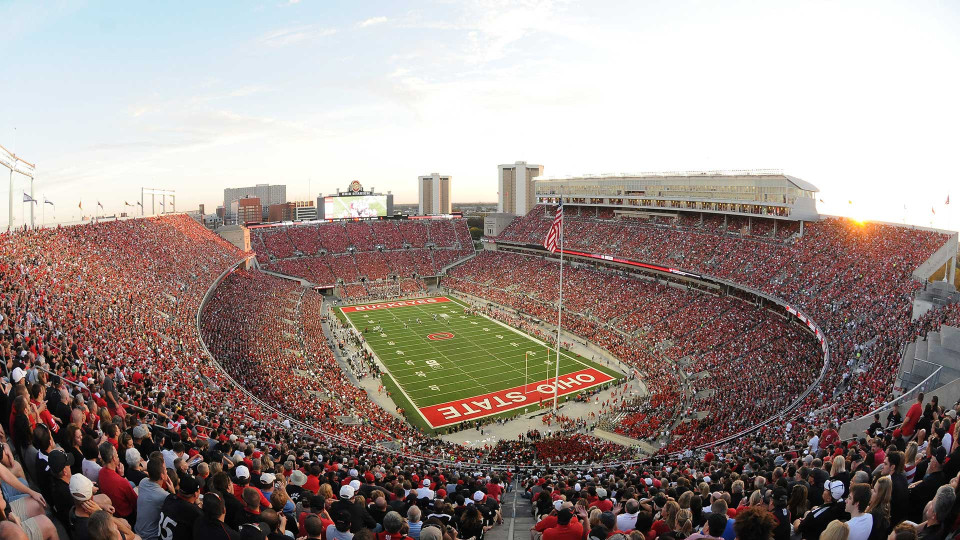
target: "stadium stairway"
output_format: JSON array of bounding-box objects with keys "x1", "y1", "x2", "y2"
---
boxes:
[{"x1": 485, "y1": 480, "x2": 536, "y2": 540}]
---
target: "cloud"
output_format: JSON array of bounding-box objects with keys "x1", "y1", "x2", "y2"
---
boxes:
[
  {"x1": 259, "y1": 25, "x2": 336, "y2": 47},
  {"x1": 358, "y1": 16, "x2": 388, "y2": 28}
]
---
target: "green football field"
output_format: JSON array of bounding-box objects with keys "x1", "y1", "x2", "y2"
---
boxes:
[{"x1": 338, "y1": 295, "x2": 622, "y2": 432}]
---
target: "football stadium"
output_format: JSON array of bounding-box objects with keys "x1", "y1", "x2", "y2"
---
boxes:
[{"x1": 3, "y1": 3, "x2": 960, "y2": 540}]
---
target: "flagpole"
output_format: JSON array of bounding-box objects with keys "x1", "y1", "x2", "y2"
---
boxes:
[{"x1": 552, "y1": 201, "x2": 564, "y2": 411}]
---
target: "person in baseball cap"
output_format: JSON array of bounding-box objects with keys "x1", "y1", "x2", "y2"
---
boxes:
[
  {"x1": 70, "y1": 473, "x2": 95, "y2": 502},
  {"x1": 795, "y1": 479, "x2": 846, "y2": 539}
]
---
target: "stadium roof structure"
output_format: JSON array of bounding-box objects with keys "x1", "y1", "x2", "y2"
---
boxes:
[{"x1": 534, "y1": 169, "x2": 820, "y2": 221}]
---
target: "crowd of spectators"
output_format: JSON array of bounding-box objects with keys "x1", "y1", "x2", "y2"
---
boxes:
[
  {"x1": 249, "y1": 220, "x2": 474, "y2": 289},
  {"x1": 444, "y1": 251, "x2": 823, "y2": 448},
  {"x1": 481, "y1": 208, "x2": 952, "y2": 447},
  {"x1": 1, "y1": 208, "x2": 958, "y2": 540}
]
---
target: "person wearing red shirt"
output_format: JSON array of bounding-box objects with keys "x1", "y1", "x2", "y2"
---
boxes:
[
  {"x1": 97, "y1": 442, "x2": 138, "y2": 521},
  {"x1": 486, "y1": 477, "x2": 503, "y2": 502},
  {"x1": 543, "y1": 509, "x2": 583, "y2": 540},
  {"x1": 303, "y1": 464, "x2": 322, "y2": 495},
  {"x1": 819, "y1": 425, "x2": 839, "y2": 450},
  {"x1": 300, "y1": 497, "x2": 335, "y2": 539},
  {"x1": 902, "y1": 393, "x2": 924, "y2": 439},
  {"x1": 534, "y1": 502, "x2": 581, "y2": 540},
  {"x1": 589, "y1": 488, "x2": 614, "y2": 512}
]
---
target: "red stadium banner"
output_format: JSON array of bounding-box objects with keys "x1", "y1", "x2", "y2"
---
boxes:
[
  {"x1": 341, "y1": 297, "x2": 451, "y2": 313},
  {"x1": 418, "y1": 367, "x2": 615, "y2": 428}
]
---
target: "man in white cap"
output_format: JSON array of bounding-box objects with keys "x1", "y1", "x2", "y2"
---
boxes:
[
  {"x1": 70, "y1": 474, "x2": 141, "y2": 540},
  {"x1": 793, "y1": 479, "x2": 845, "y2": 540},
  {"x1": 416, "y1": 479, "x2": 435, "y2": 500},
  {"x1": 330, "y1": 485, "x2": 376, "y2": 533},
  {"x1": 233, "y1": 465, "x2": 269, "y2": 510}
]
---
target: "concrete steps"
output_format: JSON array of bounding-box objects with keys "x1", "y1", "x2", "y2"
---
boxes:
[{"x1": 485, "y1": 481, "x2": 536, "y2": 540}]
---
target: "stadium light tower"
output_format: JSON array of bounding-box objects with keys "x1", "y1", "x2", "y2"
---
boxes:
[{"x1": 0, "y1": 143, "x2": 36, "y2": 231}]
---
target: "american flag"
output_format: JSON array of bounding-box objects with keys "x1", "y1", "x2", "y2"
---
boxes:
[{"x1": 543, "y1": 201, "x2": 563, "y2": 253}]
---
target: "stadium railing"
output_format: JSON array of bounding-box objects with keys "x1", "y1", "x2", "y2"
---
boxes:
[{"x1": 839, "y1": 365, "x2": 948, "y2": 439}]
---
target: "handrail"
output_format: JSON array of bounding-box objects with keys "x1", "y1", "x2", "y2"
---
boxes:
[{"x1": 846, "y1": 365, "x2": 943, "y2": 427}]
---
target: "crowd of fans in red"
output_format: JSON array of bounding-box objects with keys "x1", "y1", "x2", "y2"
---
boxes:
[
  {"x1": 250, "y1": 219, "x2": 474, "y2": 290},
  {"x1": 2, "y1": 209, "x2": 960, "y2": 540},
  {"x1": 444, "y1": 251, "x2": 823, "y2": 447},
  {"x1": 461, "y1": 208, "x2": 952, "y2": 451}
]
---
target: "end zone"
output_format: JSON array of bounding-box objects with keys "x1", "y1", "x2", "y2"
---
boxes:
[
  {"x1": 341, "y1": 296, "x2": 451, "y2": 313},
  {"x1": 418, "y1": 367, "x2": 615, "y2": 428}
]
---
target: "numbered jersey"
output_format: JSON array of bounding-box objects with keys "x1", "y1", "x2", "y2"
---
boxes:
[{"x1": 158, "y1": 494, "x2": 203, "y2": 540}]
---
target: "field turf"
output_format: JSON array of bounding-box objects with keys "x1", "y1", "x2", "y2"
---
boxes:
[{"x1": 338, "y1": 296, "x2": 622, "y2": 432}]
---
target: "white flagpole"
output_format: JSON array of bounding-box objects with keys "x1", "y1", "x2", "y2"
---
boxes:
[{"x1": 553, "y1": 202, "x2": 564, "y2": 411}]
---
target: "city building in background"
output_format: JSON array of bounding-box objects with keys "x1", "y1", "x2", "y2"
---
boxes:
[
  {"x1": 230, "y1": 197, "x2": 262, "y2": 225},
  {"x1": 497, "y1": 161, "x2": 543, "y2": 215},
  {"x1": 267, "y1": 202, "x2": 296, "y2": 222},
  {"x1": 224, "y1": 184, "x2": 286, "y2": 221},
  {"x1": 418, "y1": 173, "x2": 452, "y2": 215},
  {"x1": 294, "y1": 200, "x2": 318, "y2": 221}
]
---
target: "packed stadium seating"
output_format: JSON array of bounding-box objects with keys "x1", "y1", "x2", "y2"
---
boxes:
[
  {"x1": 444, "y1": 251, "x2": 824, "y2": 446},
  {"x1": 3, "y1": 210, "x2": 960, "y2": 540},
  {"x1": 251, "y1": 219, "x2": 474, "y2": 298},
  {"x1": 487, "y1": 207, "x2": 950, "y2": 437}
]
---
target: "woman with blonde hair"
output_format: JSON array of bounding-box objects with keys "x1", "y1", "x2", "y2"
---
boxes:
[
  {"x1": 904, "y1": 442, "x2": 919, "y2": 482},
  {"x1": 748, "y1": 489, "x2": 764, "y2": 507},
  {"x1": 831, "y1": 455, "x2": 850, "y2": 498},
  {"x1": 868, "y1": 476, "x2": 892, "y2": 536},
  {"x1": 318, "y1": 483, "x2": 335, "y2": 501},
  {"x1": 675, "y1": 509, "x2": 693, "y2": 538},
  {"x1": 677, "y1": 491, "x2": 692, "y2": 510},
  {"x1": 731, "y1": 479, "x2": 745, "y2": 508},
  {"x1": 652, "y1": 501, "x2": 680, "y2": 538},
  {"x1": 821, "y1": 520, "x2": 849, "y2": 540}
]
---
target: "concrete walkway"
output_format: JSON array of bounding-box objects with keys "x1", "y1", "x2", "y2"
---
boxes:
[{"x1": 486, "y1": 481, "x2": 536, "y2": 540}]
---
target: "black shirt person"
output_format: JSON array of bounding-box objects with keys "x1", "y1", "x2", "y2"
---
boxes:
[{"x1": 159, "y1": 475, "x2": 204, "y2": 540}]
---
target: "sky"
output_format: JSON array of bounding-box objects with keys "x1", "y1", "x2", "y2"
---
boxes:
[{"x1": 1, "y1": 0, "x2": 959, "y2": 230}]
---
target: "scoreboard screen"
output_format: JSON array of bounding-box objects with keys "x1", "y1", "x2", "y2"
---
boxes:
[{"x1": 324, "y1": 195, "x2": 388, "y2": 219}]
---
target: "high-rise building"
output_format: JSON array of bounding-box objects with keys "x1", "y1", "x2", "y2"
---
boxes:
[
  {"x1": 418, "y1": 173, "x2": 452, "y2": 215},
  {"x1": 230, "y1": 197, "x2": 262, "y2": 225},
  {"x1": 497, "y1": 161, "x2": 543, "y2": 215},
  {"x1": 223, "y1": 184, "x2": 286, "y2": 220}
]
